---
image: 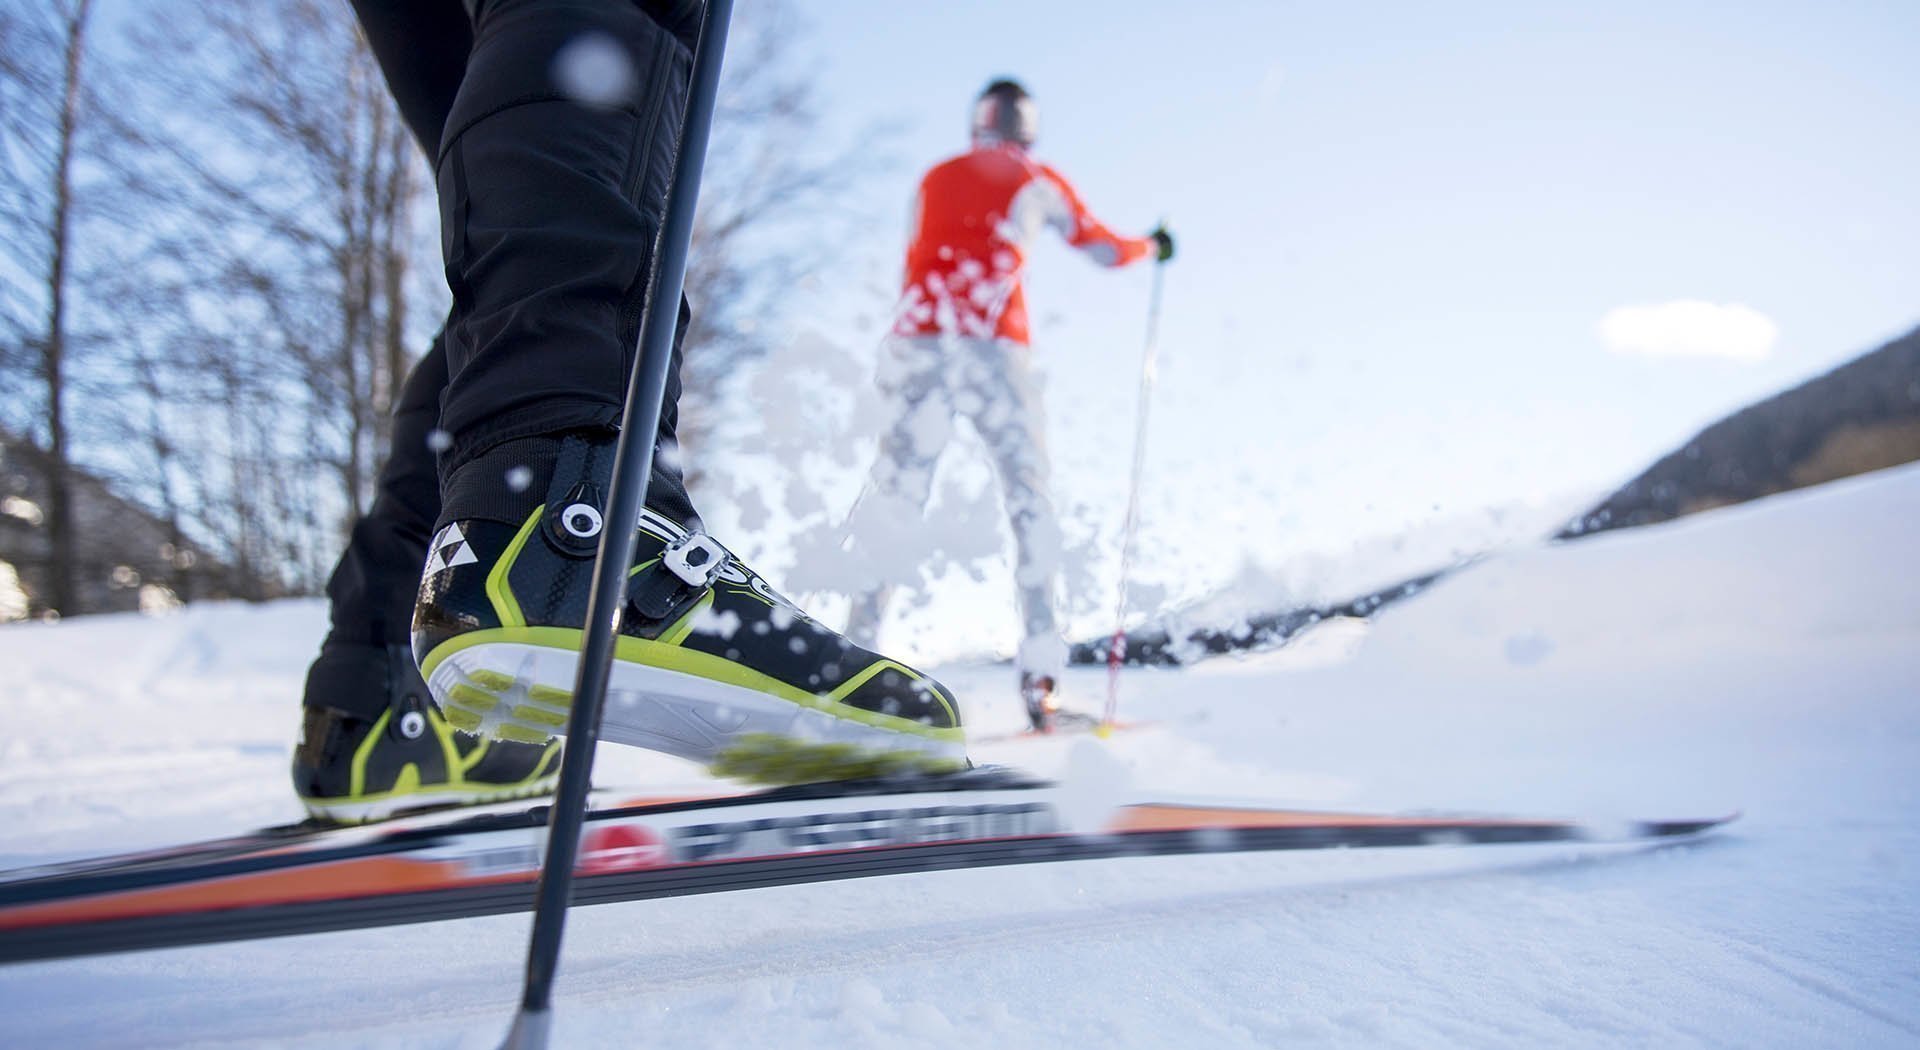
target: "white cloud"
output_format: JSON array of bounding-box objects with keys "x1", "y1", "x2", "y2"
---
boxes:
[{"x1": 1599, "y1": 300, "x2": 1778, "y2": 362}]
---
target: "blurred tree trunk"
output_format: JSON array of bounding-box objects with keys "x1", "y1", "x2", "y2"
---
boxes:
[
  {"x1": 40, "y1": 0, "x2": 94, "y2": 616},
  {"x1": 0, "y1": 0, "x2": 98, "y2": 616},
  {"x1": 129, "y1": 347, "x2": 194, "y2": 602}
]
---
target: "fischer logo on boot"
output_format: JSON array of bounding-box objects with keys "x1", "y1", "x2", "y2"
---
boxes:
[{"x1": 423, "y1": 522, "x2": 478, "y2": 576}]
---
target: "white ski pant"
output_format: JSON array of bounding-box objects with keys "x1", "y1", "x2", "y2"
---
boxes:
[{"x1": 845, "y1": 335, "x2": 1066, "y2": 679}]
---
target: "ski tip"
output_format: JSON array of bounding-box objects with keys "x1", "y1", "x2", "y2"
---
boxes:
[{"x1": 1635, "y1": 811, "x2": 1741, "y2": 838}]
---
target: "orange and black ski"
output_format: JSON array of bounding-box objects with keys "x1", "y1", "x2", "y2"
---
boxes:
[{"x1": 0, "y1": 766, "x2": 1733, "y2": 965}]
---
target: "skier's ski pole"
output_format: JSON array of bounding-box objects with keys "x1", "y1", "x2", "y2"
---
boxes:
[
  {"x1": 1102, "y1": 254, "x2": 1169, "y2": 734},
  {"x1": 500, "y1": 3, "x2": 733, "y2": 1048}
]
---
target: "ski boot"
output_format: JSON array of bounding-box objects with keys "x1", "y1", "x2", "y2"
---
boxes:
[
  {"x1": 1020, "y1": 671, "x2": 1058, "y2": 733},
  {"x1": 292, "y1": 642, "x2": 562, "y2": 824},
  {"x1": 413, "y1": 438, "x2": 968, "y2": 784}
]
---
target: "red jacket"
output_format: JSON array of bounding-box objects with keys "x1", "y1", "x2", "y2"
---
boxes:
[{"x1": 894, "y1": 144, "x2": 1154, "y2": 346}]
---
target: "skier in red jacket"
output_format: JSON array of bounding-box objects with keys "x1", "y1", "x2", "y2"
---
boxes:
[{"x1": 846, "y1": 79, "x2": 1173, "y2": 732}]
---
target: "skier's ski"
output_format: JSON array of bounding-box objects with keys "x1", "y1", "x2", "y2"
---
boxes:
[{"x1": 0, "y1": 766, "x2": 1732, "y2": 965}]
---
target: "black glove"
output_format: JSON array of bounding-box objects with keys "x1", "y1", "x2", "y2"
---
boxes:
[{"x1": 1150, "y1": 226, "x2": 1175, "y2": 263}]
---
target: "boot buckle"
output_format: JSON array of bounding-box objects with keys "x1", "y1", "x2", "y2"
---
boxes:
[{"x1": 663, "y1": 533, "x2": 728, "y2": 588}]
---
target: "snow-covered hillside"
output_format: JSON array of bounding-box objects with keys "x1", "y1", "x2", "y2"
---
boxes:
[{"x1": 2, "y1": 464, "x2": 1917, "y2": 1048}]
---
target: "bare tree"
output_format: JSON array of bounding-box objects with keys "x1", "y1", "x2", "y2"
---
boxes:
[
  {"x1": 679, "y1": 3, "x2": 889, "y2": 482},
  {"x1": 0, "y1": 0, "x2": 99, "y2": 617},
  {"x1": 0, "y1": 0, "x2": 881, "y2": 617},
  {"x1": 106, "y1": 0, "x2": 431, "y2": 595}
]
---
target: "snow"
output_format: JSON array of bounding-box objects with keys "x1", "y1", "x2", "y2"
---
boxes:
[{"x1": 3, "y1": 464, "x2": 1919, "y2": 1047}]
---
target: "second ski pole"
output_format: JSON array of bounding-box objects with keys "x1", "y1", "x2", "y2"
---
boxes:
[{"x1": 1103, "y1": 249, "x2": 1170, "y2": 733}]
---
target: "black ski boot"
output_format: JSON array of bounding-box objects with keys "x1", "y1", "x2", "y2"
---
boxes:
[
  {"x1": 292, "y1": 642, "x2": 561, "y2": 824},
  {"x1": 413, "y1": 436, "x2": 968, "y2": 784}
]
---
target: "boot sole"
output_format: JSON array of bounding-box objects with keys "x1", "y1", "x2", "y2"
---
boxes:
[
  {"x1": 422, "y1": 635, "x2": 966, "y2": 782},
  {"x1": 300, "y1": 775, "x2": 559, "y2": 826}
]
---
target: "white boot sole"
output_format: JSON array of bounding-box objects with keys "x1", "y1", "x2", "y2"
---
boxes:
[{"x1": 425, "y1": 640, "x2": 965, "y2": 773}]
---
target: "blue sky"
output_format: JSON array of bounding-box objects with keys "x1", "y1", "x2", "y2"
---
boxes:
[{"x1": 705, "y1": 1, "x2": 1920, "y2": 656}]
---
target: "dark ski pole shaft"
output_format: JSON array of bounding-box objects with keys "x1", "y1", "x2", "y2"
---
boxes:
[
  {"x1": 500, "y1": 2, "x2": 733, "y2": 1047},
  {"x1": 1103, "y1": 257, "x2": 1169, "y2": 731}
]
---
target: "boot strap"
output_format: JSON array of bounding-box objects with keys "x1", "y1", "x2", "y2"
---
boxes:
[
  {"x1": 628, "y1": 532, "x2": 731, "y2": 621},
  {"x1": 538, "y1": 434, "x2": 613, "y2": 557}
]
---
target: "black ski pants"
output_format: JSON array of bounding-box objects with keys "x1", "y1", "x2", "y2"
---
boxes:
[{"x1": 321, "y1": 0, "x2": 702, "y2": 650}]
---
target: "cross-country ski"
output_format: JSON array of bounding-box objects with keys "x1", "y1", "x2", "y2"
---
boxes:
[{"x1": 0, "y1": 766, "x2": 1732, "y2": 965}]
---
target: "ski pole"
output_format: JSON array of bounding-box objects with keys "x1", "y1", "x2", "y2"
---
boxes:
[
  {"x1": 1101, "y1": 255, "x2": 1168, "y2": 734},
  {"x1": 500, "y1": 3, "x2": 732, "y2": 1048}
]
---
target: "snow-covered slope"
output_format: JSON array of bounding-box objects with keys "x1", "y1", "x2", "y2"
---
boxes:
[{"x1": 2, "y1": 464, "x2": 1917, "y2": 1048}]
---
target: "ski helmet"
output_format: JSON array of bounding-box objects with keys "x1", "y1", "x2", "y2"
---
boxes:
[{"x1": 972, "y1": 78, "x2": 1038, "y2": 147}]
